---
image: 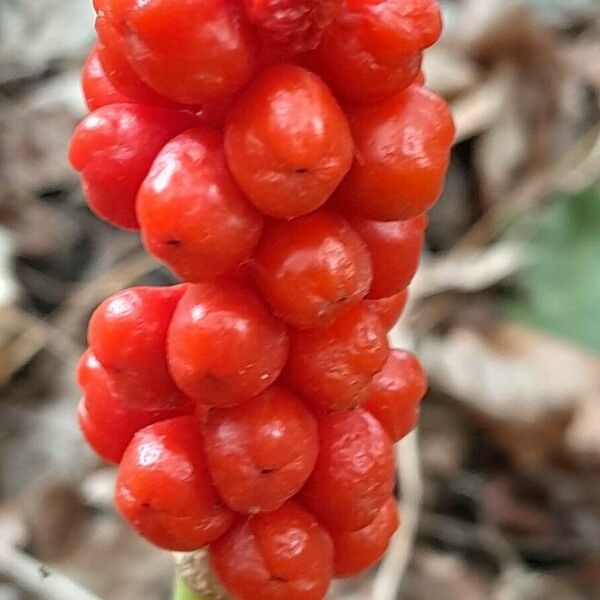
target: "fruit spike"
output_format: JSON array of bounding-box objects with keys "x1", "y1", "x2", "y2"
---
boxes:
[{"x1": 72, "y1": 1, "x2": 454, "y2": 598}]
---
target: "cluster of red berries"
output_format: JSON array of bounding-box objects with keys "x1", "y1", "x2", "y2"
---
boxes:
[{"x1": 70, "y1": 0, "x2": 454, "y2": 598}]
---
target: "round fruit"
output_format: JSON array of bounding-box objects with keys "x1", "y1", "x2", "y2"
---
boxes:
[
  {"x1": 349, "y1": 214, "x2": 427, "y2": 299},
  {"x1": 168, "y1": 283, "x2": 289, "y2": 407},
  {"x1": 363, "y1": 349, "x2": 427, "y2": 442},
  {"x1": 76, "y1": 350, "x2": 194, "y2": 464},
  {"x1": 287, "y1": 304, "x2": 389, "y2": 410},
  {"x1": 331, "y1": 497, "x2": 399, "y2": 577},
  {"x1": 137, "y1": 128, "x2": 264, "y2": 282},
  {"x1": 68, "y1": 104, "x2": 197, "y2": 230},
  {"x1": 94, "y1": 21, "x2": 186, "y2": 107},
  {"x1": 204, "y1": 387, "x2": 318, "y2": 513},
  {"x1": 95, "y1": 0, "x2": 257, "y2": 104},
  {"x1": 82, "y1": 44, "x2": 131, "y2": 110},
  {"x1": 88, "y1": 285, "x2": 187, "y2": 410},
  {"x1": 253, "y1": 210, "x2": 372, "y2": 329},
  {"x1": 300, "y1": 408, "x2": 395, "y2": 531},
  {"x1": 225, "y1": 65, "x2": 353, "y2": 219},
  {"x1": 364, "y1": 290, "x2": 408, "y2": 330},
  {"x1": 243, "y1": 0, "x2": 343, "y2": 55},
  {"x1": 210, "y1": 502, "x2": 333, "y2": 600},
  {"x1": 315, "y1": 0, "x2": 441, "y2": 103},
  {"x1": 334, "y1": 85, "x2": 455, "y2": 221},
  {"x1": 115, "y1": 416, "x2": 234, "y2": 551}
]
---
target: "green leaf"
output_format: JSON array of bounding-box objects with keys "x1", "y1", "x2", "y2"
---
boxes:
[
  {"x1": 173, "y1": 576, "x2": 207, "y2": 600},
  {"x1": 504, "y1": 187, "x2": 600, "y2": 352}
]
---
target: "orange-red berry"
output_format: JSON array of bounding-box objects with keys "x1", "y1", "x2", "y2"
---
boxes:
[
  {"x1": 115, "y1": 416, "x2": 234, "y2": 551},
  {"x1": 335, "y1": 85, "x2": 455, "y2": 221},
  {"x1": 168, "y1": 283, "x2": 289, "y2": 407},
  {"x1": 204, "y1": 387, "x2": 318, "y2": 513},
  {"x1": 363, "y1": 349, "x2": 427, "y2": 442},
  {"x1": 225, "y1": 65, "x2": 353, "y2": 219},
  {"x1": 253, "y1": 210, "x2": 372, "y2": 329},
  {"x1": 210, "y1": 502, "x2": 333, "y2": 600},
  {"x1": 287, "y1": 304, "x2": 389, "y2": 410},
  {"x1": 300, "y1": 408, "x2": 395, "y2": 531},
  {"x1": 137, "y1": 128, "x2": 264, "y2": 282}
]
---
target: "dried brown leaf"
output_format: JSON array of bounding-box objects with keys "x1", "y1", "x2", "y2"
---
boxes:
[{"x1": 415, "y1": 322, "x2": 600, "y2": 464}]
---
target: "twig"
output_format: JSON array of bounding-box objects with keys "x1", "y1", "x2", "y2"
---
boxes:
[
  {"x1": 418, "y1": 512, "x2": 523, "y2": 570},
  {"x1": 0, "y1": 544, "x2": 103, "y2": 600},
  {"x1": 0, "y1": 251, "x2": 157, "y2": 385},
  {"x1": 454, "y1": 123, "x2": 600, "y2": 251},
  {"x1": 371, "y1": 429, "x2": 423, "y2": 600}
]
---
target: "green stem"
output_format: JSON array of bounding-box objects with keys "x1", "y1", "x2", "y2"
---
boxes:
[{"x1": 173, "y1": 575, "x2": 208, "y2": 600}]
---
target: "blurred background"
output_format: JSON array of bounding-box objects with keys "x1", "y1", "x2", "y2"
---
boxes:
[{"x1": 0, "y1": 0, "x2": 599, "y2": 598}]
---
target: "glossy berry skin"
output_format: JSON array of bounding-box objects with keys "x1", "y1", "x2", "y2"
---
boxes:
[
  {"x1": 137, "y1": 128, "x2": 264, "y2": 282},
  {"x1": 82, "y1": 44, "x2": 131, "y2": 110},
  {"x1": 335, "y1": 85, "x2": 455, "y2": 221},
  {"x1": 88, "y1": 285, "x2": 188, "y2": 410},
  {"x1": 115, "y1": 417, "x2": 234, "y2": 551},
  {"x1": 331, "y1": 497, "x2": 399, "y2": 577},
  {"x1": 287, "y1": 304, "x2": 388, "y2": 411},
  {"x1": 210, "y1": 502, "x2": 333, "y2": 600},
  {"x1": 94, "y1": 17, "x2": 185, "y2": 108},
  {"x1": 314, "y1": 0, "x2": 441, "y2": 104},
  {"x1": 300, "y1": 409, "x2": 395, "y2": 531},
  {"x1": 204, "y1": 387, "x2": 318, "y2": 514},
  {"x1": 363, "y1": 349, "x2": 427, "y2": 442},
  {"x1": 349, "y1": 214, "x2": 427, "y2": 299},
  {"x1": 253, "y1": 210, "x2": 372, "y2": 329},
  {"x1": 243, "y1": 0, "x2": 342, "y2": 56},
  {"x1": 76, "y1": 350, "x2": 194, "y2": 464},
  {"x1": 95, "y1": 0, "x2": 257, "y2": 105},
  {"x1": 365, "y1": 289, "x2": 408, "y2": 330},
  {"x1": 168, "y1": 283, "x2": 289, "y2": 408},
  {"x1": 225, "y1": 65, "x2": 353, "y2": 219},
  {"x1": 68, "y1": 104, "x2": 197, "y2": 230}
]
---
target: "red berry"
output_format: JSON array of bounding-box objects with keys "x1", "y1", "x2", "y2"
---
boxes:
[
  {"x1": 82, "y1": 43, "x2": 131, "y2": 111},
  {"x1": 76, "y1": 350, "x2": 194, "y2": 464},
  {"x1": 204, "y1": 386, "x2": 318, "y2": 513},
  {"x1": 88, "y1": 285, "x2": 187, "y2": 410},
  {"x1": 95, "y1": 20, "x2": 186, "y2": 107},
  {"x1": 210, "y1": 502, "x2": 333, "y2": 600},
  {"x1": 168, "y1": 283, "x2": 289, "y2": 407},
  {"x1": 95, "y1": 0, "x2": 257, "y2": 105},
  {"x1": 243, "y1": 0, "x2": 343, "y2": 55},
  {"x1": 334, "y1": 85, "x2": 455, "y2": 221},
  {"x1": 300, "y1": 409, "x2": 395, "y2": 531},
  {"x1": 253, "y1": 210, "x2": 372, "y2": 329},
  {"x1": 364, "y1": 289, "x2": 408, "y2": 330},
  {"x1": 331, "y1": 496, "x2": 399, "y2": 577},
  {"x1": 287, "y1": 304, "x2": 388, "y2": 411},
  {"x1": 349, "y1": 214, "x2": 427, "y2": 299},
  {"x1": 137, "y1": 128, "x2": 264, "y2": 282},
  {"x1": 115, "y1": 416, "x2": 234, "y2": 551},
  {"x1": 314, "y1": 0, "x2": 441, "y2": 103},
  {"x1": 363, "y1": 349, "x2": 427, "y2": 442},
  {"x1": 225, "y1": 65, "x2": 353, "y2": 219},
  {"x1": 68, "y1": 104, "x2": 197, "y2": 230}
]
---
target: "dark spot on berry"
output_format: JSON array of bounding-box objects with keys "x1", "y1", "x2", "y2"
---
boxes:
[
  {"x1": 260, "y1": 468, "x2": 275, "y2": 474},
  {"x1": 271, "y1": 575, "x2": 288, "y2": 583},
  {"x1": 165, "y1": 239, "x2": 181, "y2": 247},
  {"x1": 141, "y1": 502, "x2": 151, "y2": 509},
  {"x1": 295, "y1": 167, "x2": 309, "y2": 174}
]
